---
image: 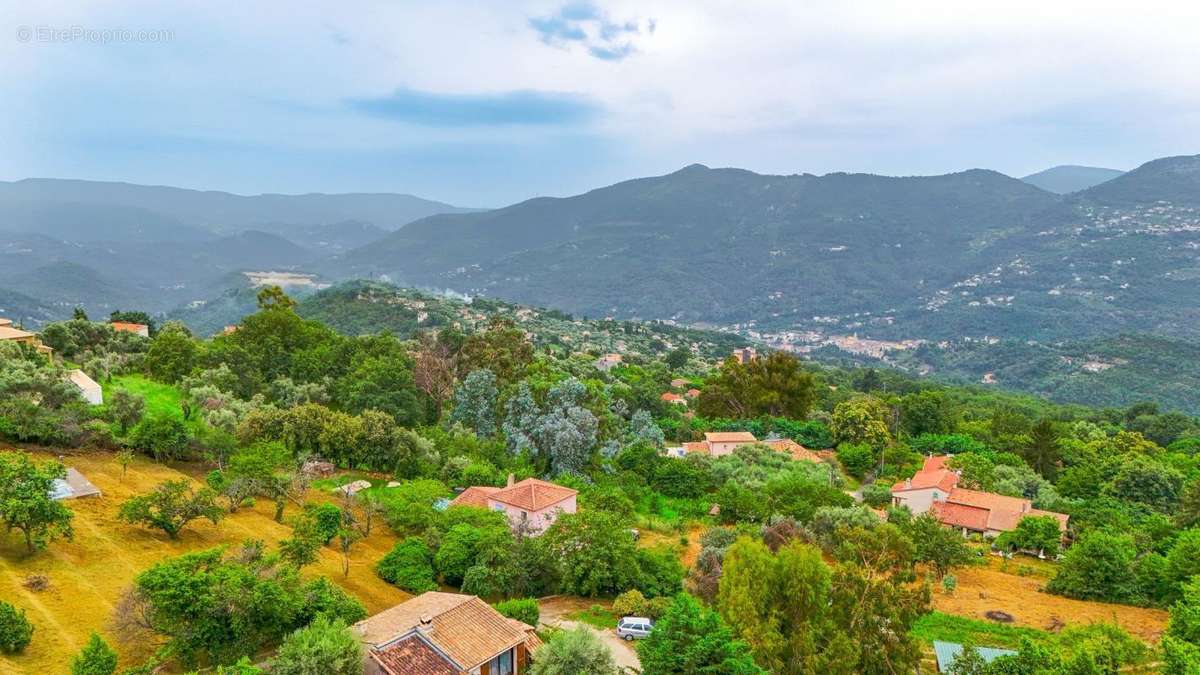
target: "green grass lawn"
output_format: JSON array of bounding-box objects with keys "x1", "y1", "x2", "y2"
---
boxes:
[
  {"x1": 633, "y1": 493, "x2": 710, "y2": 533},
  {"x1": 911, "y1": 611, "x2": 1050, "y2": 649},
  {"x1": 104, "y1": 374, "x2": 206, "y2": 433},
  {"x1": 569, "y1": 605, "x2": 619, "y2": 629}
]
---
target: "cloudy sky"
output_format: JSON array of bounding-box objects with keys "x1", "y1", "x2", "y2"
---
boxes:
[{"x1": 3, "y1": 1, "x2": 1199, "y2": 206}]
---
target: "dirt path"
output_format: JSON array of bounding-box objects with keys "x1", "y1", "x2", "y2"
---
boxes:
[
  {"x1": 538, "y1": 597, "x2": 641, "y2": 671},
  {"x1": 553, "y1": 619, "x2": 642, "y2": 671}
]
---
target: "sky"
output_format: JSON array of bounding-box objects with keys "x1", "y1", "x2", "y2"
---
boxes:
[{"x1": 3, "y1": 1, "x2": 1200, "y2": 206}]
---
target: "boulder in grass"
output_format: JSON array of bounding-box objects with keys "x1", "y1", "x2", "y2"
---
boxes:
[{"x1": 335, "y1": 480, "x2": 372, "y2": 496}]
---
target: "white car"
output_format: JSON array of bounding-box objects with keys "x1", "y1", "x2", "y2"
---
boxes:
[{"x1": 616, "y1": 616, "x2": 654, "y2": 641}]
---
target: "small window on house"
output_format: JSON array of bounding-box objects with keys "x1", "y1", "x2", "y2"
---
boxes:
[{"x1": 491, "y1": 648, "x2": 514, "y2": 675}]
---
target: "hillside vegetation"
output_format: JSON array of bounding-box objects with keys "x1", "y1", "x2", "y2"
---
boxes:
[
  {"x1": 3, "y1": 291, "x2": 1200, "y2": 672},
  {"x1": 333, "y1": 155, "x2": 1200, "y2": 345}
]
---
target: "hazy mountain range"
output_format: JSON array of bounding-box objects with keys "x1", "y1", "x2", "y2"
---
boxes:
[
  {"x1": 5, "y1": 156, "x2": 1200, "y2": 410},
  {"x1": 1020, "y1": 165, "x2": 1125, "y2": 194},
  {"x1": 2, "y1": 154, "x2": 1197, "y2": 345},
  {"x1": 331, "y1": 154, "x2": 1200, "y2": 345},
  {"x1": 0, "y1": 180, "x2": 475, "y2": 319}
]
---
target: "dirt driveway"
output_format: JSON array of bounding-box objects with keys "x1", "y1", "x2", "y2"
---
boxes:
[{"x1": 539, "y1": 596, "x2": 641, "y2": 671}]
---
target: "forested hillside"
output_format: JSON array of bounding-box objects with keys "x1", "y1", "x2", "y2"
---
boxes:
[
  {"x1": 5, "y1": 289, "x2": 1200, "y2": 672},
  {"x1": 334, "y1": 155, "x2": 1200, "y2": 345},
  {"x1": 893, "y1": 334, "x2": 1200, "y2": 415}
]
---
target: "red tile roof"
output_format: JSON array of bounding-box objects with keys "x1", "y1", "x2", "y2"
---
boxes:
[
  {"x1": 683, "y1": 441, "x2": 710, "y2": 454},
  {"x1": 661, "y1": 392, "x2": 684, "y2": 402},
  {"x1": 922, "y1": 455, "x2": 951, "y2": 472},
  {"x1": 507, "y1": 618, "x2": 544, "y2": 654},
  {"x1": 704, "y1": 431, "x2": 758, "y2": 443},
  {"x1": 355, "y1": 592, "x2": 526, "y2": 670},
  {"x1": 891, "y1": 468, "x2": 959, "y2": 494},
  {"x1": 893, "y1": 456, "x2": 1069, "y2": 534},
  {"x1": 449, "y1": 486, "x2": 499, "y2": 509},
  {"x1": 488, "y1": 478, "x2": 576, "y2": 511},
  {"x1": 371, "y1": 632, "x2": 458, "y2": 675},
  {"x1": 930, "y1": 501, "x2": 991, "y2": 532},
  {"x1": 110, "y1": 322, "x2": 148, "y2": 334},
  {"x1": 945, "y1": 488, "x2": 1028, "y2": 514},
  {"x1": 685, "y1": 388, "x2": 701, "y2": 398},
  {"x1": 933, "y1": 487, "x2": 1069, "y2": 533}
]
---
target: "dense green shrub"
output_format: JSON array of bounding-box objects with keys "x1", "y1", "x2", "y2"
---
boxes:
[
  {"x1": 651, "y1": 458, "x2": 711, "y2": 498},
  {"x1": 836, "y1": 443, "x2": 875, "y2": 478},
  {"x1": 612, "y1": 589, "x2": 648, "y2": 617},
  {"x1": 1047, "y1": 530, "x2": 1138, "y2": 604},
  {"x1": 272, "y1": 617, "x2": 361, "y2": 675},
  {"x1": 909, "y1": 433, "x2": 989, "y2": 456},
  {"x1": 435, "y1": 524, "x2": 485, "y2": 586},
  {"x1": 129, "y1": 416, "x2": 191, "y2": 462},
  {"x1": 0, "y1": 601, "x2": 33, "y2": 653},
  {"x1": 994, "y1": 515, "x2": 1062, "y2": 557},
  {"x1": 860, "y1": 482, "x2": 894, "y2": 508},
  {"x1": 309, "y1": 503, "x2": 344, "y2": 545},
  {"x1": 70, "y1": 633, "x2": 118, "y2": 675},
  {"x1": 494, "y1": 598, "x2": 540, "y2": 627},
  {"x1": 132, "y1": 547, "x2": 365, "y2": 667},
  {"x1": 376, "y1": 538, "x2": 437, "y2": 593}
]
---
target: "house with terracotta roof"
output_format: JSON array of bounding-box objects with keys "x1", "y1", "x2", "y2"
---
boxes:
[
  {"x1": 684, "y1": 388, "x2": 701, "y2": 399},
  {"x1": 0, "y1": 318, "x2": 54, "y2": 358},
  {"x1": 670, "y1": 378, "x2": 689, "y2": 389},
  {"x1": 660, "y1": 392, "x2": 687, "y2": 406},
  {"x1": 892, "y1": 456, "x2": 1069, "y2": 538},
  {"x1": 355, "y1": 591, "x2": 542, "y2": 675},
  {"x1": 110, "y1": 321, "x2": 150, "y2": 337},
  {"x1": 449, "y1": 476, "x2": 577, "y2": 535},
  {"x1": 699, "y1": 431, "x2": 758, "y2": 457},
  {"x1": 890, "y1": 455, "x2": 960, "y2": 513},
  {"x1": 676, "y1": 432, "x2": 822, "y2": 463}
]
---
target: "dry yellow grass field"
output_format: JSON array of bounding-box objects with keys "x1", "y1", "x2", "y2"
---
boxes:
[
  {"x1": 931, "y1": 554, "x2": 1169, "y2": 643},
  {"x1": 0, "y1": 448, "x2": 410, "y2": 674}
]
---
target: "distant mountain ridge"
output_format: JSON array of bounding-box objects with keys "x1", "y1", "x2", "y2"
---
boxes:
[
  {"x1": 0, "y1": 178, "x2": 474, "y2": 319},
  {"x1": 0, "y1": 178, "x2": 476, "y2": 235},
  {"x1": 332, "y1": 154, "x2": 1200, "y2": 344},
  {"x1": 8, "y1": 155, "x2": 1200, "y2": 349},
  {"x1": 1020, "y1": 165, "x2": 1124, "y2": 194}
]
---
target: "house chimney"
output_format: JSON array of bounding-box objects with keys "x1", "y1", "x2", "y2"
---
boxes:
[
  {"x1": 507, "y1": 473, "x2": 515, "y2": 487},
  {"x1": 905, "y1": 479, "x2": 912, "y2": 488},
  {"x1": 418, "y1": 614, "x2": 434, "y2": 634}
]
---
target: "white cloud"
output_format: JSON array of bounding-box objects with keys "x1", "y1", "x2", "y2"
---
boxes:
[{"x1": 1, "y1": 0, "x2": 1198, "y2": 202}]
